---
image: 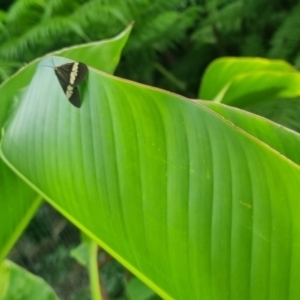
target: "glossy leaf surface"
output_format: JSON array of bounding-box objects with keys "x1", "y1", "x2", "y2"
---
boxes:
[
  {"x1": 2, "y1": 57, "x2": 300, "y2": 299},
  {"x1": 0, "y1": 24, "x2": 132, "y2": 261},
  {"x1": 199, "y1": 57, "x2": 300, "y2": 108}
]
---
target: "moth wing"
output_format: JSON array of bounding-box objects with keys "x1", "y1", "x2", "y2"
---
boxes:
[
  {"x1": 72, "y1": 63, "x2": 88, "y2": 86},
  {"x1": 54, "y1": 62, "x2": 88, "y2": 108},
  {"x1": 55, "y1": 62, "x2": 88, "y2": 87},
  {"x1": 68, "y1": 87, "x2": 81, "y2": 108},
  {"x1": 54, "y1": 63, "x2": 73, "y2": 91}
]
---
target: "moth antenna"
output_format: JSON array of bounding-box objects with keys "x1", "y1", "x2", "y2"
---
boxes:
[
  {"x1": 42, "y1": 65, "x2": 54, "y2": 68},
  {"x1": 42, "y1": 56, "x2": 56, "y2": 69}
]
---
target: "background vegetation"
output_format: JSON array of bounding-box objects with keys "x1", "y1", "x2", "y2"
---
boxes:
[
  {"x1": 1, "y1": 0, "x2": 300, "y2": 299},
  {"x1": 2, "y1": 0, "x2": 300, "y2": 97}
]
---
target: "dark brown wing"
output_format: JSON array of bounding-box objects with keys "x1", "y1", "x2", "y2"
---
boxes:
[
  {"x1": 54, "y1": 63, "x2": 74, "y2": 86},
  {"x1": 54, "y1": 62, "x2": 88, "y2": 108},
  {"x1": 68, "y1": 87, "x2": 81, "y2": 108},
  {"x1": 72, "y1": 62, "x2": 88, "y2": 86},
  {"x1": 55, "y1": 62, "x2": 88, "y2": 86}
]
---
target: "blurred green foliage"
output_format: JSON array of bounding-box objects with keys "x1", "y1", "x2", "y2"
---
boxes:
[{"x1": 1, "y1": 0, "x2": 300, "y2": 96}]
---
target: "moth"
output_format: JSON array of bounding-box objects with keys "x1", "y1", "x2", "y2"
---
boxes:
[{"x1": 48, "y1": 58, "x2": 88, "y2": 108}]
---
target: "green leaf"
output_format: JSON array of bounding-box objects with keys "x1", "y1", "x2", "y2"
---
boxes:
[
  {"x1": 0, "y1": 24, "x2": 132, "y2": 263},
  {"x1": 2, "y1": 55, "x2": 300, "y2": 299},
  {"x1": 0, "y1": 260, "x2": 58, "y2": 300},
  {"x1": 199, "y1": 57, "x2": 300, "y2": 108},
  {"x1": 126, "y1": 278, "x2": 159, "y2": 300},
  {"x1": 70, "y1": 242, "x2": 89, "y2": 267},
  {"x1": 199, "y1": 100, "x2": 300, "y2": 165},
  {"x1": 0, "y1": 161, "x2": 40, "y2": 262}
]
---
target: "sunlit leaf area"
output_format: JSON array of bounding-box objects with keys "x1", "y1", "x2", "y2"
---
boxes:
[{"x1": 1, "y1": 1, "x2": 300, "y2": 299}]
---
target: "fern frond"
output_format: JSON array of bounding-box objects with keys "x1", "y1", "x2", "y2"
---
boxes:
[
  {"x1": 0, "y1": 17, "x2": 89, "y2": 60},
  {"x1": 206, "y1": 0, "x2": 242, "y2": 31},
  {"x1": 0, "y1": 10, "x2": 6, "y2": 21},
  {"x1": 127, "y1": 6, "x2": 200, "y2": 53},
  {"x1": 71, "y1": 0, "x2": 192, "y2": 40},
  {"x1": 241, "y1": 34, "x2": 266, "y2": 57},
  {"x1": 71, "y1": 1, "x2": 129, "y2": 31},
  {"x1": 0, "y1": 10, "x2": 9, "y2": 43},
  {"x1": 192, "y1": 0, "x2": 242, "y2": 44},
  {"x1": 269, "y1": 2, "x2": 300, "y2": 60},
  {"x1": 6, "y1": 0, "x2": 46, "y2": 35},
  {"x1": 44, "y1": 0, "x2": 84, "y2": 18},
  {"x1": 294, "y1": 53, "x2": 300, "y2": 70},
  {"x1": 0, "y1": 60, "x2": 23, "y2": 81}
]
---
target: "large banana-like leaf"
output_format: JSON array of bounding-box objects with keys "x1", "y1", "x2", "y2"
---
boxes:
[
  {"x1": 0, "y1": 24, "x2": 132, "y2": 262},
  {"x1": 0, "y1": 162, "x2": 39, "y2": 261},
  {"x1": 1, "y1": 54, "x2": 300, "y2": 299},
  {"x1": 0, "y1": 260, "x2": 58, "y2": 300},
  {"x1": 200, "y1": 100, "x2": 300, "y2": 164},
  {"x1": 199, "y1": 57, "x2": 300, "y2": 108}
]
